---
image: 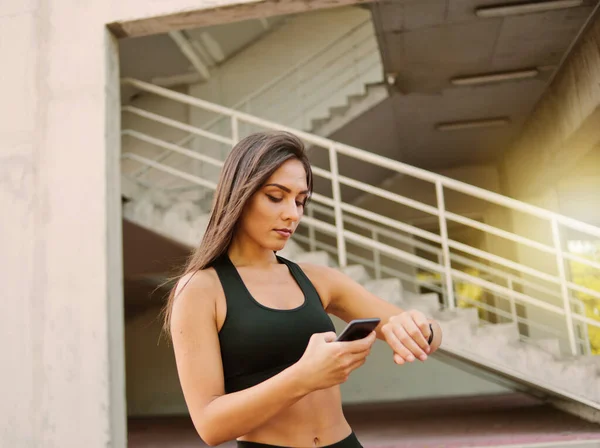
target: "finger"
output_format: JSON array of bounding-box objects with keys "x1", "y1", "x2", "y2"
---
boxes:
[
  {"x1": 410, "y1": 311, "x2": 432, "y2": 353},
  {"x1": 322, "y1": 332, "x2": 337, "y2": 343},
  {"x1": 382, "y1": 326, "x2": 415, "y2": 363},
  {"x1": 393, "y1": 325, "x2": 427, "y2": 362},
  {"x1": 349, "y1": 357, "x2": 367, "y2": 372},
  {"x1": 402, "y1": 313, "x2": 430, "y2": 355},
  {"x1": 343, "y1": 331, "x2": 377, "y2": 354},
  {"x1": 346, "y1": 350, "x2": 371, "y2": 369}
]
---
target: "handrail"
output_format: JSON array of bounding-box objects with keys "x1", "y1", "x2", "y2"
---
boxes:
[
  {"x1": 120, "y1": 79, "x2": 600, "y2": 356},
  {"x1": 121, "y1": 78, "x2": 600, "y2": 242},
  {"x1": 307, "y1": 201, "x2": 593, "y2": 307}
]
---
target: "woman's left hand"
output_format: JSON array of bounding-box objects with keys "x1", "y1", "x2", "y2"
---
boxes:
[{"x1": 381, "y1": 310, "x2": 439, "y2": 365}]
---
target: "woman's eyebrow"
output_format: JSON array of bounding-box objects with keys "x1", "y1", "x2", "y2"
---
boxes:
[{"x1": 264, "y1": 183, "x2": 309, "y2": 195}]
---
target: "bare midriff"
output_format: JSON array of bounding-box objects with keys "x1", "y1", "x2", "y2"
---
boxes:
[{"x1": 236, "y1": 386, "x2": 351, "y2": 447}]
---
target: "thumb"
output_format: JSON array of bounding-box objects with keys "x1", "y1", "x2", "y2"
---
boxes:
[{"x1": 322, "y1": 331, "x2": 337, "y2": 343}]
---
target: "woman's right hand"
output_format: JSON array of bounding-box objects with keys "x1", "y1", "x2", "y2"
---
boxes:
[{"x1": 294, "y1": 331, "x2": 377, "y2": 392}]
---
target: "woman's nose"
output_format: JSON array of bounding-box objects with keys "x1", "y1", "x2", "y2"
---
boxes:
[{"x1": 282, "y1": 201, "x2": 300, "y2": 221}]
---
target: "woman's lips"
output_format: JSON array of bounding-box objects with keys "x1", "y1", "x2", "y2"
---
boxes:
[{"x1": 274, "y1": 229, "x2": 292, "y2": 238}]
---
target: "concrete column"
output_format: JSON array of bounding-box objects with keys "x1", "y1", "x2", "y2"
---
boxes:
[{"x1": 1, "y1": 1, "x2": 125, "y2": 446}]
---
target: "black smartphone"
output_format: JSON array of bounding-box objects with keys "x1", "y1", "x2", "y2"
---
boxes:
[{"x1": 336, "y1": 318, "x2": 381, "y2": 342}]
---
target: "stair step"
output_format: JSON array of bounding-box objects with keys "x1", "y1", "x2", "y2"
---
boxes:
[
  {"x1": 477, "y1": 322, "x2": 520, "y2": 344},
  {"x1": 311, "y1": 117, "x2": 329, "y2": 129},
  {"x1": 405, "y1": 292, "x2": 441, "y2": 315},
  {"x1": 123, "y1": 196, "x2": 164, "y2": 231},
  {"x1": 532, "y1": 338, "x2": 562, "y2": 359},
  {"x1": 187, "y1": 214, "x2": 210, "y2": 246},
  {"x1": 329, "y1": 103, "x2": 351, "y2": 117},
  {"x1": 364, "y1": 278, "x2": 403, "y2": 305},
  {"x1": 277, "y1": 238, "x2": 304, "y2": 259},
  {"x1": 552, "y1": 361, "x2": 599, "y2": 397},
  {"x1": 436, "y1": 307, "x2": 479, "y2": 325},
  {"x1": 437, "y1": 308, "x2": 479, "y2": 344},
  {"x1": 340, "y1": 264, "x2": 371, "y2": 284},
  {"x1": 573, "y1": 355, "x2": 600, "y2": 375},
  {"x1": 508, "y1": 342, "x2": 557, "y2": 378},
  {"x1": 293, "y1": 251, "x2": 337, "y2": 267},
  {"x1": 346, "y1": 93, "x2": 366, "y2": 104},
  {"x1": 162, "y1": 201, "x2": 202, "y2": 237}
]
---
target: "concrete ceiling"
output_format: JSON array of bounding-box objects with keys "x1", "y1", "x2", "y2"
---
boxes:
[
  {"x1": 326, "y1": 0, "x2": 598, "y2": 174},
  {"x1": 119, "y1": 15, "x2": 285, "y2": 101}
]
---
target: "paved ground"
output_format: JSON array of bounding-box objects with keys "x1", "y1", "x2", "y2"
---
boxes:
[{"x1": 128, "y1": 394, "x2": 600, "y2": 448}]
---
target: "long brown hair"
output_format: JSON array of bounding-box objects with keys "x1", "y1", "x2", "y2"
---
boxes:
[{"x1": 161, "y1": 131, "x2": 313, "y2": 336}]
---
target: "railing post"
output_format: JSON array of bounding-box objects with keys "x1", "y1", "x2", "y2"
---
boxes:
[
  {"x1": 435, "y1": 180, "x2": 456, "y2": 310},
  {"x1": 551, "y1": 217, "x2": 578, "y2": 355},
  {"x1": 372, "y1": 229, "x2": 381, "y2": 279},
  {"x1": 507, "y1": 278, "x2": 518, "y2": 325},
  {"x1": 573, "y1": 299, "x2": 591, "y2": 355},
  {"x1": 329, "y1": 144, "x2": 347, "y2": 268},
  {"x1": 307, "y1": 207, "x2": 317, "y2": 252},
  {"x1": 231, "y1": 116, "x2": 239, "y2": 145}
]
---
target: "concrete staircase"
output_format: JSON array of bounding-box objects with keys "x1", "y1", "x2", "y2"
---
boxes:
[
  {"x1": 239, "y1": 19, "x2": 387, "y2": 138},
  {"x1": 123, "y1": 190, "x2": 600, "y2": 420},
  {"x1": 310, "y1": 81, "x2": 388, "y2": 137}
]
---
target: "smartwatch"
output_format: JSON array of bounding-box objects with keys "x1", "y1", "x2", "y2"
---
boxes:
[{"x1": 427, "y1": 323, "x2": 434, "y2": 345}]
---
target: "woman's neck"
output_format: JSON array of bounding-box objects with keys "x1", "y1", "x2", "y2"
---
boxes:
[{"x1": 227, "y1": 236, "x2": 277, "y2": 268}]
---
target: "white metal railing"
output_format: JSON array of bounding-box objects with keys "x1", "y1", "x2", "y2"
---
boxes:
[
  {"x1": 301, "y1": 202, "x2": 593, "y2": 355},
  {"x1": 120, "y1": 78, "x2": 600, "y2": 357}
]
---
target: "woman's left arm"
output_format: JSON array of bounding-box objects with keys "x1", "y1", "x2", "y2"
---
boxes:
[{"x1": 303, "y1": 264, "x2": 442, "y2": 365}]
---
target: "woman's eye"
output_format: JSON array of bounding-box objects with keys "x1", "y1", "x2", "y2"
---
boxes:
[
  {"x1": 266, "y1": 195, "x2": 282, "y2": 203},
  {"x1": 296, "y1": 201, "x2": 305, "y2": 207}
]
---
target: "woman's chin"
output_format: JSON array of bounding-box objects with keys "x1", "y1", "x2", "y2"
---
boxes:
[
  {"x1": 272, "y1": 241, "x2": 287, "y2": 251},
  {"x1": 266, "y1": 238, "x2": 287, "y2": 252}
]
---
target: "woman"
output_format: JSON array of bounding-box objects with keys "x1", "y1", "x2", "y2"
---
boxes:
[{"x1": 164, "y1": 131, "x2": 442, "y2": 447}]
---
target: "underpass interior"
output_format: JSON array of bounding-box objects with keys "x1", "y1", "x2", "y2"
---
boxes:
[{"x1": 119, "y1": 2, "x2": 600, "y2": 446}]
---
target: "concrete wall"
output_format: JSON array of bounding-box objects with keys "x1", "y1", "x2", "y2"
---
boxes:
[
  {"x1": 356, "y1": 164, "x2": 502, "y2": 226},
  {"x1": 503, "y1": 145, "x2": 600, "y2": 349},
  {"x1": 556, "y1": 145, "x2": 600, "y2": 227},
  {"x1": 1, "y1": 2, "x2": 124, "y2": 446},
  {"x1": 124, "y1": 309, "x2": 508, "y2": 417},
  {"x1": 497, "y1": 15, "x2": 600, "y2": 351},
  {"x1": 500, "y1": 13, "x2": 600, "y2": 198},
  {"x1": 125, "y1": 309, "x2": 185, "y2": 416}
]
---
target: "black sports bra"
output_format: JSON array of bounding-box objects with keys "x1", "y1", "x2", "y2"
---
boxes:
[{"x1": 212, "y1": 254, "x2": 335, "y2": 393}]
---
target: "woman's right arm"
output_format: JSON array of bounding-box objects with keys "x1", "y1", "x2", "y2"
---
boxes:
[{"x1": 171, "y1": 270, "x2": 375, "y2": 446}]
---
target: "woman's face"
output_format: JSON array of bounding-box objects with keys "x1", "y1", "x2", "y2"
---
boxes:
[{"x1": 238, "y1": 159, "x2": 309, "y2": 252}]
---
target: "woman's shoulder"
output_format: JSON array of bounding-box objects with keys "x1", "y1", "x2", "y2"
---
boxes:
[
  {"x1": 295, "y1": 261, "x2": 343, "y2": 304},
  {"x1": 171, "y1": 268, "x2": 222, "y2": 320},
  {"x1": 296, "y1": 261, "x2": 340, "y2": 281},
  {"x1": 174, "y1": 267, "x2": 220, "y2": 299},
  {"x1": 296, "y1": 261, "x2": 354, "y2": 294}
]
